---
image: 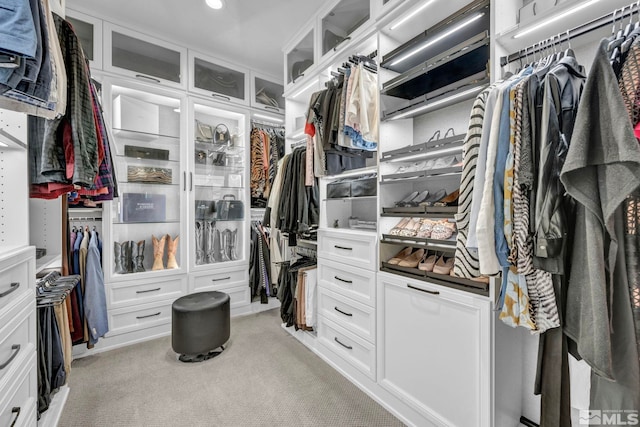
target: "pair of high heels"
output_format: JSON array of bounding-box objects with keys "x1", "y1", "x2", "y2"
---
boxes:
[
  {"x1": 418, "y1": 188, "x2": 460, "y2": 207},
  {"x1": 419, "y1": 254, "x2": 454, "y2": 274},
  {"x1": 388, "y1": 247, "x2": 425, "y2": 268},
  {"x1": 395, "y1": 190, "x2": 430, "y2": 207}
]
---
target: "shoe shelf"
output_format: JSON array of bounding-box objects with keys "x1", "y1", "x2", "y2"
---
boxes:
[
  {"x1": 324, "y1": 196, "x2": 377, "y2": 202},
  {"x1": 382, "y1": 206, "x2": 457, "y2": 215},
  {"x1": 112, "y1": 128, "x2": 180, "y2": 141},
  {"x1": 380, "y1": 234, "x2": 457, "y2": 251},
  {"x1": 379, "y1": 263, "x2": 490, "y2": 296},
  {"x1": 380, "y1": 133, "x2": 465, "y2": 163},
  {"x1": 381, "y1": 165, "x2": 462, "y2": 182}
]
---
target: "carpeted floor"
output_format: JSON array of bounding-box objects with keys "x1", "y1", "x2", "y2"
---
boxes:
[{"x1": 59, "y1": 308, "x2": 404, "y2": 427}]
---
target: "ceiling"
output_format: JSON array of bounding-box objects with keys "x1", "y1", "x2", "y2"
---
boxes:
[{"x1": 65, "y1": 0, "x2": 323, "y2": 79}]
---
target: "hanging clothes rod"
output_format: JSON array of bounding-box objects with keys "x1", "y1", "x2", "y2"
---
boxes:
[
  {"x1": 68, "y1": 216, "x2": 102, "y2": 221},
  {"x1": 500, "y1": 1, "x2": 640, "y2": 66},
  {"x1": 251, "y1": 119, "x2": 284, "y2": 129}
]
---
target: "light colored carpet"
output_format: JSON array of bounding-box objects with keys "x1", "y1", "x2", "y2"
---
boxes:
[{"x1": 59, "y1": 308, "x2": 404, "y2": 427}]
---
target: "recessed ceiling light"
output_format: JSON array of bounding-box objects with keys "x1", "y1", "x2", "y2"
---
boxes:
[{"x1": 206, "y1": 0, "x2": 224, "y2": 10}]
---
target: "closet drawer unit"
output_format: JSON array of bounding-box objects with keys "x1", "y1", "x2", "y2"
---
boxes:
[
  {"x1": 318, "y1": 230, "x2": 377, "y2": 271},
  {"x1": 0, "y1": 351, "x2": 37, "y2": 427},
  {"x1": 0, "y1": 248, "x2": 34, "y2": 314},
  {"x1": 318, "y1": 287, "x2": 375, "y2": 343},
  {"x1": 221, "y1": 285, "x2": 251, "y2": 310},
  {"x1": 191, "y1": 268, "x2": 248, "y2": 292},
  {"x1": 317, "y1": 259, "x2": 376, "y2": 307},
  {"x1": 107, "y1": 300, "x2": 174, "y2": 336},
  {"x1": 318, "y1": 317, "x2": 376, "y2": 381},
  {"x1": 107, "y1": 276, "x2": 187, "y2": 309},
  {"x1": 0, "y1": 292, "x2": 36, "y2": 389}
]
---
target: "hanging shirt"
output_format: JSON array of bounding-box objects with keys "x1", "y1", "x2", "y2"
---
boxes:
[{"x1": 84, "y1": 230, "x2": 108, "y2": 345}]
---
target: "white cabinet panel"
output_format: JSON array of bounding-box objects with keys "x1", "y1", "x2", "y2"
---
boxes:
[
  {"x1": 191, "y1": 268, "x2": 248, "y2": 292},
  {"x1": 318, "y1": 317, "x2": 376, "y2": 380},
  {"x1": 318, "y1": 258, "x2": 376, "y2": 307},
  {"x1": 108, "y1": 300, "x2": 174, "y2": 336},
  {"x1": 107, "y1": 276, "x2": 187, "y2": 309},
  {"x1": 0, "y1": 250, "x2": 31, "y2": 314},
  {"x1": 378, "y1": 273, "x2": 492, "y2": 427},
  {"x1": 0, "y1": 293, "x2": 35, "y2": 390},
  {"x1": 319, "y1": 287, "x2": 375, "y2": 343},
  {"x1": 318, "y1": 229, "x2": 378, "y2": 271},
  {"x1": 0, "y1": 352, "x2": 36, "y2": 427}
]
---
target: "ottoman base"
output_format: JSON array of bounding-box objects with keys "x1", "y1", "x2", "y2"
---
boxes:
[{"x1": 178, "y1": 345, "x2": 225, "y2": 363}]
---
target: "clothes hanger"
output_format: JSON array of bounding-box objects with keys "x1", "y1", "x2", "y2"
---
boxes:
[
  {"x1": 622, "y1": 2, "x2": 640, "y2": 54},
  {"x1": 564, "y1": 29, "x2": 576, "y2": 58},
  {"x1": 608, "y1": 7, "x2": 626, "y2": 54}
]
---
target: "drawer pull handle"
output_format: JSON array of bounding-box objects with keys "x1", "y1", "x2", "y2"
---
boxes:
[
  {"x1": 136, "y1": 312, "x2": 161, "y2": 319},
  {"x1": 212, "y1": 277, "x2": 231, "y2": 282},
  {"x1": 135, "y1": 74, "x2": 161, "y2": 84},
  {"x1": 333, "y1": 36, "x2": 352, "y2": 52},
  {"x1": 334, "y1": 276, "x2": 353, "y2": 284},
  {"x1": 136, "y1": 288, "x2": 161, "y2": 294},
  {"x1": 9, "y1": 407, "x2": 20, "y2": 427},
  {"x1": 407, "y1": 284, "x2": 440, "y2": 295},
  {"x1": 0, "y1": 282, "x2": 19, "y2": 298},
  {"x1": 334, "y1": 245, "x2": 352, "y2": 251},
  {"x1": 292, "y1": 73, "x2": 304, "y2": 84},
  {"x1": 334, "y1": 306, "x2": 353, "y2": 317},
  {"x1": 0, "y1": 344, "x2": 20, "y2": 369},
  {"x1": 212, "y1": 93, "x2": 231, "y2": 101},
  {"x1": 334, "y1": 337, "x2": 353, "y2": 350}
]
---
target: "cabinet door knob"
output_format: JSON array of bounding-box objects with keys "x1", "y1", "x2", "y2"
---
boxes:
[
  {"x1": 0, "y1": 282, "x2": 19, "y2": 298},
  {"x1": 407, "y1": 284, "x2": 440, "y2": 295},
  {"x1": 0, "y1": 344, "x2": 20, "y2": 369}
]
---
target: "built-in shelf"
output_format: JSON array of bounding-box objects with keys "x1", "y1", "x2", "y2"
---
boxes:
[
  {"x1": 381, "y1": 234, "x2": 457, "y2": 251},
  {"x1": 324, "y1": 165, "x2": 378, "y2": 180},
  {"x1": 381, "y1": 211, "x2": 456, "y2": 219},
  {"x1": 382, "y1": 205, "x2": 458, "y2": 215},
  {"x1": 381, "y1": 165, "x2": 462, "y2": 182},
  {"x1": 381, "y1": 134, "x2": 465, "y2": 163},
  {"x1": 36, "y1": 254, "x2": 62, "y2": 274},
  {"x1": 324, "y1": 196, "x2": 377, "y2": 202},
  {"x1": 380, "y1": 263, "x2": 489, "y2": 296},
  {"x1": 113, "y1": 128, "x2": 180, "y2": 140},
  {"x1": 113, "y1": 220, "x2": 181, "y2": 225}
]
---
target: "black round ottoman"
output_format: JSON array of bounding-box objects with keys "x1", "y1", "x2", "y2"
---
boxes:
[{"x1": 171, "y1": 291, "x2": 230, "y2": 362}]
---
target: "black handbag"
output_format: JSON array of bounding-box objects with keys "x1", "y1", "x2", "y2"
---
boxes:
[
  {"x1": 214, "y1": 124, "x2": 231, "y2": 145},
  {"x1": 195, "y1": 200, "x2": 217, "y2": 221},
  {"x1": 216, "y1": 195, "x2": 244, "y2": 220}
]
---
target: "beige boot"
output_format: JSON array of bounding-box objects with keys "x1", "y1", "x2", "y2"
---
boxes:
[
  {"x1": 166, "y1": 234, "x2": 179, "y2": 269},
  {"x1": 152, "y1": 234, "x2": 166, "y2": 271}
]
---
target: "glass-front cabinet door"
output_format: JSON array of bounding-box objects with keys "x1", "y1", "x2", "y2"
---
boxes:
[
  {"x1": 103, "y1": 79, "x2": 186, "y2": 281},
  {"x1": 189, "y1": 51, "x2": 250, "y2": 106},
  {"x1": 320, "y1": 0, "x2": 371, "y2": 58},
  {"x1": 104, "y1": 23, "x2": 187, "y2": 89},
  {"x1": 66, "y1": 9, "x2": 103, "y2": 70},
  {"x1": 251, "y1": 72, "x2": 285, "y2": 114},
  {"x1": 189, "y1": 100, "x2": 248, "y2": 270},
  {"x1": 285, "y1": 30, "x2": 315, "y2": 86}
]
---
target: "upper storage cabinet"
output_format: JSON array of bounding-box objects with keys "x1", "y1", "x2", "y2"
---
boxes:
[
  {"x1": 285, "y1": 29, "x2": 315, "y2": 87},
  {"x1": 104, "y1": 23, "x2": 187, "y2": 89},
  {"x1": 251, "y1": 72, "x2": 285, "y2": 114},
  {"x1": 66, "y1": 9, "x2": 103, "y2": 70},
  {"x1": 320, "y1": 0, "x2": 372, "y2": 58},
  {"x1": 189, "y1": 51, "x2": 250, "y2": 106}
]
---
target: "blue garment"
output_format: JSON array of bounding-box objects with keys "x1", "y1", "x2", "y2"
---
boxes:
[
  {"x1": 84, "y1": 231, "x2": 108, "y2": 345},
  {"x1": 73, "y1": 230, "x2": 82, "y2": 275},
  {"x1": 0, "y1": 0, "x2": 38, "y2": 88},
  {"x1": 493, "y1": 68, "x2": 532, "y2": 268}
]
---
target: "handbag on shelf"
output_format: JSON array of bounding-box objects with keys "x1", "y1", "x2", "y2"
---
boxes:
[
  {"x1": 195, "y1": 200, "x2": 217, "y2": 221},
  {"x1": 214, "y1": 124, "x2": 231, "y2": 145},
  {"x1": 195, "y1": 119, "x2": 215, "y2": 143},
  {"x1": 215, "y1": 194, "x2": 244, "y2": 220}
]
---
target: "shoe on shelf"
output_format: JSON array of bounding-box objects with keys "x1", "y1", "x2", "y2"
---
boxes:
[
  {"x1": 419, "y1": 189, "x2": 448, "y2": 207},
  {"x1": 434, "y1": 189, "x2": 460, "y2": 207},
  {"x1": 418, "y1": 254, "x2": 437, "y2": 271},
  {"x1": 389, "y1": 217, "x2": 411, "y2": 235},
  {"x1": 398, "y1": 248, "x2": 425, "y2": 268},
  {"x1": 395, "y1": 191, "x2": 419, "y2": 207},
  {"x1": 401, "y1": 190, "x2": 429, "y2": 207},
  {"x1": 430, "y1": 220, "x2": 457, "y2": 240},
  {"x1": 432, "y1": 155, "x2": 458, "y2": 169},
  {"x1": 388, "y1": 247, "x2": 413, "y2": 264},
  {"x1": 416, "y1": 219, "x2": 437, "y2": 238},
  {"x1": 433, "y1": 256, "x2": 455, "y2": 275},
  {"x1": 399, "y1": 218, "x2": 421, "y2": 237}
]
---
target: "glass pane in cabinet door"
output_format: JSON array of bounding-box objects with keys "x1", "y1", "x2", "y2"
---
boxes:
[
  {"x1": 110, "y1": 85, "x2": 182, "y2": 276},
  {"x1": 194, "y1": 58, "x2": 246, "y2": 100},
  {"x1": 67, "y1": 17, "x2": 94, "y2": 60},
  {"x1": 112, "y1": 32, "x2": 181, "y2": 83},
  {"x1": 192, "y1": 108, "x2": 245, "y2": 265},
  {"x1": 286, "y1": 31, "x2": 314, "y2": 84},
  {"x1": 321, "y1": 0, "x2": 370, "y2": 55},
  {"x1": 254, "y1": 77, "x2": 284, "y2": 110}
]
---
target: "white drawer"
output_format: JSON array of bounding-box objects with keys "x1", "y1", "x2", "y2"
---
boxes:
[
  {"x1": 0, "y1": 292, "x2": 35, "y2": 389},
  {"x1": 318, "y1": 259, "x2": 376, "y2": 307},
  {"x1": 318, "y1": 229, "x2": 377, "y2": 271},
  {"x1": 318, "y1": 288, "x2": 375, "y2": 344},
  {"x1": 107, "y1": 276, "x2": 187, "y2": 309},
  {"x1": 108, "y1": 300, "x2": 174, "y2": 336},
  {"x1": 191, "y1": 268, "x2": 248, "y2": 292},
  {"x1": 0, "y1": 248, "x2": 33, "y2": 315},
  {"x1": 318, "y1": 317, "x2": 376, "y2": 381},
  {"x1": 0, "y1": 351, "x2": 37, "y2": 427},
  {"x1": 223, "y1": 285, "x2": 251, "y2": 310}
]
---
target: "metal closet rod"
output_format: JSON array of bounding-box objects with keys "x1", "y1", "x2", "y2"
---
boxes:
[{"x1": 500, "y1": 1, "x2": 640, "y2": 66}]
